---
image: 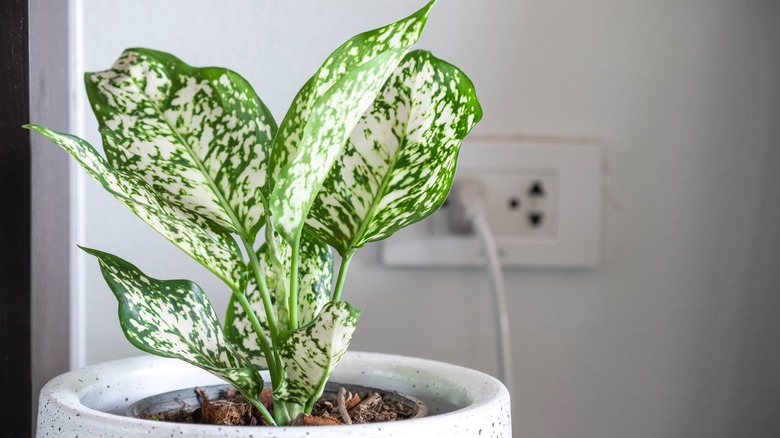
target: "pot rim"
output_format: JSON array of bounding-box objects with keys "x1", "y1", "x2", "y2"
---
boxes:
[{"x1": 38, "y1": 351, "x2": 511, "y2": 435}]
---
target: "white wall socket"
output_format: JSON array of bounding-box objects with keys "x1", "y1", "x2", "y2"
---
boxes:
[
  {"x1": 456, "y1": 170, "x2": 558, "y2": 237},
  {"x1": 380, "y1": 137, "x2": 603, "y2": 268}
]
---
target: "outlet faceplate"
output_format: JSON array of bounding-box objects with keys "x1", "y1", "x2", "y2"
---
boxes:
[
  {"x1": 381, "y1": 137, "x2": 603, "y2": 268},
  {"x1": 463, "y1": 170, "x2": 558, "y2": 236}
]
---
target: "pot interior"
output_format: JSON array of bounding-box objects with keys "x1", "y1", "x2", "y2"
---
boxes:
[{"x1": 126, "y1": 381, "x2": 428, "y2": 423}]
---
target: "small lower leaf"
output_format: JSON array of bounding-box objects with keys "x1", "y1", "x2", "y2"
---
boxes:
[
  {"x1": 83, "y1": 247, "x2": 262, "y2": 398},
  {"x1": 274, "y1": 301, "x2": 361, "y2": 406}
]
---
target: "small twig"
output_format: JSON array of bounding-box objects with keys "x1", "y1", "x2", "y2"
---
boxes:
[
  {"x1": 195, "y1": 388, "x2": 208, "y2": 403},
  {"x1": 348, "y1": 392, "x2": 382, "y2": 416},
  {"x1": 337, "y1": 387, "x2": 352, "y2": 425}
]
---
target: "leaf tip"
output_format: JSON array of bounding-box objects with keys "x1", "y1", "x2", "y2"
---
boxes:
[
  {"x1": 414, "y1": 0, "x2": 436, "y2": 25},
  {"x1": 77, "y1": 245, "x2": 102, "y2": 258},
  {"x1": 22, "y1": 123, "x2": 43, "y2": 133}
]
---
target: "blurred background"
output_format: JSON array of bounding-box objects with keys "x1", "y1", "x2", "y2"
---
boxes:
[{"x1": 19, "y1": 0, "x2": 780, "y2": 437}]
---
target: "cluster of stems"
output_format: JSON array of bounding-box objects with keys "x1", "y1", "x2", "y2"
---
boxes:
[{"x1": 230, "y1": 216, "x2": 355, "y2": 426}]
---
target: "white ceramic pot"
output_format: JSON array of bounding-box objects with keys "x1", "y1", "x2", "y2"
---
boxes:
[{"x1": 37, "y1": 351, "x2": 511, "y2": 437}]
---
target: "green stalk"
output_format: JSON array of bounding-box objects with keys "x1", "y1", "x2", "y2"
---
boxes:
[
  {"x1": 248, "y1": 397, "x2": 276, "y2": 426},
  {"x1": 232, "y1": 290, "x2": 279, "y2": 382},
  {"x1": 241, "y1": 238, "x2": 286, "y2": 392},
  {"x1": 287, "y1": 233, "x2": 302, "y2": 330},
  {"x1": 274, "y1": 400, "x2": 293, "y2": 425},
  {"x1": 331, "y1": 250, "x2": 355, "y2": 302},
  {"x1": 304, "y1": 360, "x2": 333, "y2": 414},
  {"x1": 285, "y1": 402, "x2": 304, "y2": 423},
  {"x1": 243, "y1": 239, "x2": 280, "y2": 340},
  {"x1": 304, "y1": 392, "x2": 319, "y2": 414}
]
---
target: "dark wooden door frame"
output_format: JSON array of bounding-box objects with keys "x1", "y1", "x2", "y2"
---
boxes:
[
  {"x1": 1, "y1": 0, "x2": 33, "y2": 436},
  {"x1": 2, "y1": 0, "x2": 70, "y2": 436}
]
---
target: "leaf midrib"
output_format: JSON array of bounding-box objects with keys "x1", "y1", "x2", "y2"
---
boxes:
[
  {"x1": 124, "y1": 67, "x2": 254, "y2": 243},
  {"x1": 345, "y1": 137, "x2": 405, "y2": 253},
  {"x1": 343, "y1": 60, "x2": 424, "y2": 252}
]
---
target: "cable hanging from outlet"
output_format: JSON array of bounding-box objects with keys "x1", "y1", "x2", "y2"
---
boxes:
[{"x1": 448, "y1": 180, "x2": 515, "y2": 397}]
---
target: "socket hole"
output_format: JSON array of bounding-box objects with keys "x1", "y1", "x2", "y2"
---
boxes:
[
  {"x1": 529, "y1": 211, "x2": 544, "y2": 227},
  {"x1": 508, "y1": 197, "x2": 521, "y2": 210},
  {"x1": 529, "y1": 181, "x2": 545, "y2": 197}
]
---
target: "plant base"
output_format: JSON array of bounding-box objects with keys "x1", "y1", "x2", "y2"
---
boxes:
[{"x1": 127, "y1": 382, "x2": 426, "y2": 426}]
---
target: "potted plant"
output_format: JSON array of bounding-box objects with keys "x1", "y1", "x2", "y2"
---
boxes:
[{"x1": 30, "y1": 1, "x2": 511, "y2": 436}]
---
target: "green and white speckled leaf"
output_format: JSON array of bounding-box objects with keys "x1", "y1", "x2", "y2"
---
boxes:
[
  {"x1": 274, "y1": 301, "x2": 361, "y2": 405},
  {"x1": 269, "y1": 1, "x2": 434, "y2": 243},
  {"x1": 25, "y1": 125, "x2": 245, "y2": 290},
  {"x1": 82, "y1": 247, "x2": 263, "y2": 398},
  {"x1": 306, "y1": 50, "x2": 483, "y2": 256},
  {"x1": 267, "y1": 1, "x2": 434, "y2": 193},
  {"x1": 86, "y1": 48, "x2": 276, "y2": 242},
  {"x1": 225, "y1": 232, "x2": 333, "y2": 369}
]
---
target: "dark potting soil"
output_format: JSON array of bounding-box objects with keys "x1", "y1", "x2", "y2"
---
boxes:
[{"x1": 138, "y1": 386, "x2": 417, "y2": 426}]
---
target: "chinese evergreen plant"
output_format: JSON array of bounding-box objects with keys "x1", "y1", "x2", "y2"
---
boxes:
[{"x1": 27, "y1": 0, "x2": 481, "y2": 426}]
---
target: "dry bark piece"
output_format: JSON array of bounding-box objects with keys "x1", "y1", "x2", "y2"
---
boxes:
[
  {"x1": 344, "y1": 392, "x2": 361, "y2": 410},
  {"x1": 293, "y1": 413, "x2": 341, "y2": 426},
  {"x1": 197, "y1": 387, "x2": 262, "y2": 426},
  {"x1": 337, "y1": 387, "x2": 352, "y2": 425},
  {"x1": 201, "y1": 399, "x2": 255, "y2": 425},
  {"x1": 348, "y1": 392, "x2": 383, "y2": 423},
  {"x1": 348, "y1": 392, "x2": 382, "y2": 415}
]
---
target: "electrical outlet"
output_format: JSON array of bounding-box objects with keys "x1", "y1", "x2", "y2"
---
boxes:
[
  {"x1": 381, "y1": 137, "x2": 603, "y2": 268},
  {"x1": 462, "y1": 170, "x2": 558, "y2": 237}
]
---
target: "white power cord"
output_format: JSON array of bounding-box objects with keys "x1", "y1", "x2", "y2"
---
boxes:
[{"x1": 449, "y1": 180, "x2": 515, "y2": 397}]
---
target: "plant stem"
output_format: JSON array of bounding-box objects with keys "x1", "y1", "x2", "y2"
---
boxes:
[
  {"x1": 331, "y1": 250, "x2": 354, "y2": 302},
  {"x1": 287, "y1": 233, "x2": 302, "y2": 330},
  {"x1": 304, "y1": 364, "x2": 332, "y2": 414},
  {"x1": 285, "y1": 402, "x2": 304, "y2": 423},
  {"x1": 241, "y1": 238, "x2": 286, "y2": 388},
  {"x1": 243, "y1": 239, "x2": 280, "y2": 340},
  {"x1": 232, "y1": 291, "x2": 279, "y2": 382},
  {"x1": 274, "y1": 400, "x2": 292, "y2": 425},
  {"x1": 248, "y1": 397, "x2": 276, "y2": 426}
]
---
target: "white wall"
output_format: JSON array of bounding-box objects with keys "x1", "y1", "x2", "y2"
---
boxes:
[{"x1": 74, "y1": 1, "x2": 780, "y2": 437}]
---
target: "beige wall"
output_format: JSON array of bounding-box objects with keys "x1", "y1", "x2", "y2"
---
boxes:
[{"x1": 74, "y1": 1, "x2": 780, "y2": 437}]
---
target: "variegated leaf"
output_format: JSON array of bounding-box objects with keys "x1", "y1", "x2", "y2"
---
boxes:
[
  {"x1": 269, "y1": 1, "x2": 434, "y2": 243},
  {"x1": 225, "y1": 232, "x2": 333, "y2": 369},
  {"x1": 82, "y1": 247, "x2": 263, "y2": 398},
  {"x1": 267, "y1": 0, "x2": 434, "y2": 192},
  {"x1": 26, "y1": 125, "x2": 246, "y2": 290},
  {"x1": 305, "y1": 50, "x2": 483, "y2": 256},
  {"x1": 274, "y1": 301, "x2": 361, "y2": 406},
  {"x1": 86, "y1": 48, "x2": 276, "y2": 242}
]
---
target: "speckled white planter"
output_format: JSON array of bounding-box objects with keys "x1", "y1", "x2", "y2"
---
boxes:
[{"x1": 37, "y1": 352, "x2": 511, "y2": 437}]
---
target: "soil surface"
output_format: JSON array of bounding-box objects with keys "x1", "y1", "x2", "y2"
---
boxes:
[{"x1": 138, "y1": 386, "x2": 417, "y2": 426}]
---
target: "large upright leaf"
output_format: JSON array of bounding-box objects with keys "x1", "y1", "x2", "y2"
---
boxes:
[
  {"x1": 225, "y1": 232, "x2": 333, "y2": 369},
  {"x1": 26, "y1": 125, "x2": 245, "y2": 290},
  {"x1": 82, "y1": 248, "x2": 263, "y2": 399},
  {"x1": 273, "y1": 301, "x2": 361, "y2": 406},
  {"x1": 305, "y1": 50, "x2": 483, "y2": 256},
  {"x1": 86, "y1": 48, "x2": 276, "y2": 242},
  {"x1": 269, "y1": 1, "x2": 434, "y2": 243}
]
